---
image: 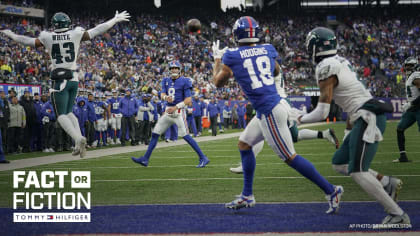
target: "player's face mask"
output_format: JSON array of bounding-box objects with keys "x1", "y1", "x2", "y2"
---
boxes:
[{"x1": 170, "y1": 68, "x2": 180, "y2": 78}]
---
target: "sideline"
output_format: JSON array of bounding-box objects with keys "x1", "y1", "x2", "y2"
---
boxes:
[{"x1": 0, "y1": 122, "x2": 328, "y2": 172}]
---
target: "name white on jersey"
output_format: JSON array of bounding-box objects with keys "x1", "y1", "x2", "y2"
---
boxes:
[
  {"x1": 316, "y1": 55, "x2": 372, "y2": 115},
  {"x1": 406, "y1": 71, "x2": 420, "y2": 103},
  {"x1": 38, "y1": 27, "x2": 85, "y2": 81}
]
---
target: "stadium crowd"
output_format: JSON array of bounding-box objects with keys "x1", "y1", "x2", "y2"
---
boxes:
[{"x1": 0, "y1": 5, "x2": 419, "y2": 154}]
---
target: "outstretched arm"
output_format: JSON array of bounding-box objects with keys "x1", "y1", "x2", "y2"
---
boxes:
[
  {"x1": 0, "y1": 29, "x2": 43, "y2": 47},
  {"x1": 298, "y1": 75, "x2": 337, "y2": 123},
  {"x1": 212, "y1": 40, "x2": 231, "y2": 88},
  {"x1": 82, "y1": 10, "x2": 130, "y2": 41}
]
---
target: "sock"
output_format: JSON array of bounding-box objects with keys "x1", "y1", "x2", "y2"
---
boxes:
[
  {"x1": 368, "y1": 169, "x2": 390, "y2": 187},
  {"x1": 183, "y1": 135, "x2": 205, "y2": 159},
  {"x1": 380, "y1": 176, "x2": 390, "y2": 186},
  {"x1": 289, "y1": 155, "x2": 335, "y2": 195},
  {"x1": 116, "y1": 129, "x2": 120, "y2": 139},
  {"x1": 298, "y1": 129, "x2": 318, "y2": 141},
  {"x1": 252, "y1": 141, "x2": 264, "y2": 157},
  {"x1": 397, "y1": 130, "x2": 406, "y2": 157},
  {"x1": 351, "y1": 172, "x2": 403, "y2": 215},
  {"x1": 95, "y1": 131, "x2": 100, "y2": 142},
  {"x1": 333, "y1": 164, "x2": 349, "y2": 175},
  {"x1": 57, "y1": 115, "x2": 81, "y2": 142},
  {"x1": 143, "y1": 133, "x2": 159, "y2": 160},
  {"x1": 240, "y1": 149, "x2": 256, "y2": 196},
  {"x1": 67, "y1": 113, "x2": 82, "y2": 137}
]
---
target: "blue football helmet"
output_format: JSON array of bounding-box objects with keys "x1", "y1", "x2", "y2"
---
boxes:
[
  {"x1": 232, "y1": 16, "x2": 260, "y2": 43},
  {"x1": 169, "y1": 60, "x2": 181, "y2": 77}
]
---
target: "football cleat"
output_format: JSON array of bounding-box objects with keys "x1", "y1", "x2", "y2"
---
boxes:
[
  {"x1": 325, "y1": 185, "x2": 344, "y2": 214},
  {"x1": 229, "y1": 163, "x2": 243, "y2": 174},
  {"x1": 72, "y1": 147, "x2": 80, "y2": 156},
  {"x1": 384, "y1": 177, "x2": 403, "y2": 202},
  {"x1": 79, "y1": 137, "x2": 87, "y2": 158},
  {"x1": 392, "y1": 157, "x2": 411, "y2": 163},
  {"x1": 196, "y1": 156, "x2": 210, "y2": 168},
  {"x1": 225, "y1": 194, "x2": 256, "y2": 210},
  {"x1": 323, "y1": 129, "x2": 339, "y2": 149},
  {"x1": 382, "y1": 212, "x2": 410, "y2": 224},
  {"x1": 131, "y1": 156, "x2": 149, "y2": 167}
]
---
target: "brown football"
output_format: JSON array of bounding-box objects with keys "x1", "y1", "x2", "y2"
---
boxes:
[{"x1": 186, "y1": 18, "x2": 201, "y2": 33}]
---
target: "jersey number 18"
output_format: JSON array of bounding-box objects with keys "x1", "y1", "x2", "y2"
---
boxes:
[{"x1": 243, "y1": 55, "x2": 274, "y2": 89}]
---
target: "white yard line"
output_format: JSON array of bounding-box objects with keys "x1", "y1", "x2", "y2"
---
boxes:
[{"x1": 2, "y1": 174, "x2": 419, "y2": 185}]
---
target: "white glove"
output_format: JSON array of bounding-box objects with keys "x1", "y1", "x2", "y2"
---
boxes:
[
  {"x1": 112, "y1": 10, "x2": 131, "y2": 23},
  {"x1": 402, "y1": 102, "x2": 411, "y2": 112},
  {"x1": 212, "y1": 40, "x2": 228, "y2": 59},
  {"x1": 289, "y1": 108, "x2": 306, "y2": 125},
  {"x1": 42, "y1": 116, "x2": 50, "y2": 124}
]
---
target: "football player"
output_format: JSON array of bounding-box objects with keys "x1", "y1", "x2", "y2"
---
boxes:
[
  {"x1": 213, "y1": 16, "x2": 342, "y2": 213},
  {"x1": 229, "y1": 70, "x2": 340, "y2": 174},
  {"x1": 108, "y1": 90, "x2": 122, "y2": 144},
  {"x1": 0, "y1": 11, "x2": 130, "y2": 158},
  {"x1": 395, "y1": 57, "x2": 420, "y2": 163},
  {"x1": 297, "y1": 27, "x2": 409, "y2": 224},
  {"x1": 131, "y1": 61, "x2": 210, "y2": 168}
]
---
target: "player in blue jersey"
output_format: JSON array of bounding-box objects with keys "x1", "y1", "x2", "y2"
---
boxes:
[
  {"x1": 108, "y1": 90, "x2": 122, "y2": 144},
  {"x1": 131, "y1": 61, "x2": 210, "y2": 168},
  {"x1": 212, "y1": 16, "x2": 343, "y2": 212},
  {"x1": 93, "y1": 93, "x2": 109, "y2": 147}
]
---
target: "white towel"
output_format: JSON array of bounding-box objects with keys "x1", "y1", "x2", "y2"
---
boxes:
[{"x1": 350, "y1": 109, "x2": 383, "y2": 143}]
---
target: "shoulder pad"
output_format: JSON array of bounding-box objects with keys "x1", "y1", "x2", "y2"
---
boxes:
[{"x1": 316, "y1": 57, "x2": 341, "y2": 81}]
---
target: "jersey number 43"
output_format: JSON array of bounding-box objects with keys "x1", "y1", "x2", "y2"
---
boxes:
[{"x1": 52, "y1": 42, "x2": 75, "y2": 64}]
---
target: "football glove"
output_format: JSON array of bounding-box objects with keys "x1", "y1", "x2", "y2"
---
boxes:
[
  {"x1": 289, "y1": 108, "x2": 306, "y2": 125},
  {"x1": 402, "y1": 102, "x2": 411, "y2": 112},
  {"x1": 112, "y1": 10, "x2": 131, "y2": 23},
  {"x1": 212, "y1": 40, "x2": 228, "y2": 59}
]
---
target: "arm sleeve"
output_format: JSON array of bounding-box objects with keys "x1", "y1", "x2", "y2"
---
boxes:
[
  {"x1": 2, "y1": 29, "x2": 36, "y2": 47},
  {"x1": 87, "y1": 18, "x2": 117, "y2": 39}
]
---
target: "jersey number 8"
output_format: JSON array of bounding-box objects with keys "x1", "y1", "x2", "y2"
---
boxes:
[{"x1": 243, "y1": 55, "x2": 274, "y2": 89}]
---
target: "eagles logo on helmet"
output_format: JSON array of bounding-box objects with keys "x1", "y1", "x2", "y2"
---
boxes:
[
  {"x1": 306, "y1": 27, "x2": 338, "y2": 64},
  {"x1": 51, "y1": 12, "x2": 71, "y2": 33},
  {"x1": 403, "y1": 57, "x2": 418, "y2": 77}
]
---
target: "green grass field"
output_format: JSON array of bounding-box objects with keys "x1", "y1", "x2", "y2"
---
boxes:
[{"x1": 0, "y1": 121, "x2": 419, "y2": 208}]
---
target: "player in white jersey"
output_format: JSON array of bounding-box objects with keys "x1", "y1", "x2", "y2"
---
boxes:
[
  {"x1": 0, "y1": 11, "x2": 130, "y2": 158},
  {"x1": 298, "y1": 27, "x2": 410, "y2": 224},
  {"x1": 395, "y1": 57, "x2": 420, "y2": 163},
  {"x1": 229, "y1": 71, "x2": 340, "y2": 174}
]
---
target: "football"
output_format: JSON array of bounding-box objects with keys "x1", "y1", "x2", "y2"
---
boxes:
[{"x1": 186, "y1": 18, "x2": 201, "y2": 33}]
